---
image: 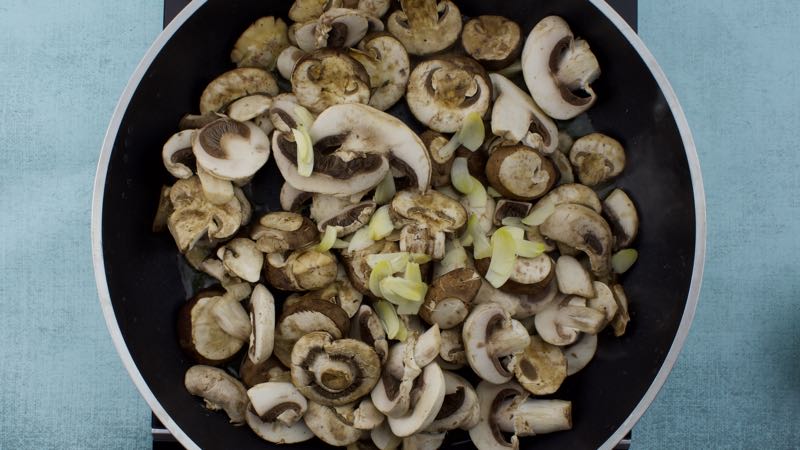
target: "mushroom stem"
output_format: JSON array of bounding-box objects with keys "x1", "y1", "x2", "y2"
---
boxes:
[
  {"x1": 495, "y1": 399, "x2": 572, "y2": 436},
  {"x1": 490, "y1": 319, "x2": 530, "y2": 356}
]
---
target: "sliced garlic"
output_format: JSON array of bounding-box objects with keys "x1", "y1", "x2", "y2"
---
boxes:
[
  {"x1": 292, "y1": 126, "x2": 314, "y2": 177},
  {"x1": 369, "y1": 205, "x2": 395, "y2": 240},
  {"x1": 457, "y1": 111, "x2": 485, "y2": 151},
  {"x1": 347, "y1": 227, "x2": 375, "y2": 252},
  {"x1": 612, "y1": 249, "x2": 638, "y2": 274},
  {"x1": 486, "y1": 227, "x2": 518, "y2": 288},
  {"x1": 373, "y1": 174, "x2": 396, "y2": 205},
  {"x1": 369, "y1": 260, "x2": 394, "y2": 297},
  {"x1": 375, "y1": 300, "x2": 401, "y2": 339},
  {"x1": 315, "y1": 225, "x2": 338, "y2": 252}
]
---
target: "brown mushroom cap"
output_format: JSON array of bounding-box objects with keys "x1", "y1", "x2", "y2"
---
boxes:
[
  {"x1": 420, "y1": 268, "x2": 481, "y2": 329},
  {"x1": 251, "y1": 212, "x2": 319, "y2": 254},
  {"x1": 387, "y1": 0, "x2": 462, "y2": 56},
  {"x1": 391, "y1": 190, "x2": 468, "y2": 234},
  {"x1": 265, "y1": 249, "x2": 339, "y2": 292},
  {"x1": 461, "y1": 16, "x2": 522, "y2": 70},
  {"x1": 569, "y1": 133, "x2": 626, "y2": 186},
  {"x1": 486, "y1": 145, "x2": 557, "y2": 201},
  {"x1": 291, "y1": 49, "x2": 371, "y2": 114},
  {"x1": 474, "y1": 254, "x2": 555, "y2": 296},
  {"x1": 513, "y1": 335, "x2": 567, "y2": 395},
  {"x1": 231, "y1": 16, "x2": 290, "y2": 71}
]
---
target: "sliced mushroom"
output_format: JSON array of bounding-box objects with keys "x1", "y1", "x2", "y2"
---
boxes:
[
  {"x1": 247, "y1": 284, "x2": 275, "y2": 366},
  {"x1": 438, "y1": 328, "x2": 466, "y2": 369},
  {"x1": 251, "y1": 212, "x2": 319, "y2": 254},
  {"x1": 486, "y1": 145, "x2": 557, "y2": 201},
  {"x1": 199, "y1": 68, "x2": 279, "y2": 114},
  {"x1": 291, "y1": 331, "x2": 381, "y2": 406},
  {"x1": 291, "y1": 49, "x2": 371, "y2": 114},
  {"x1": 569, "y1": 133, "x2": 625, "y2": 186},
  {"x1": 210, "y1": 295, "x2": 252, "y2": 342},
  {"x1": 277, "y1": 46, "x2": 307, "y2": 81},
  {"x1": 412, "y1": 325, "x2": 442, "y2": 368},
  {"x1": 555, "y1": 255, "x2": 595, "y2": 298},
  {"x1": 351, "y1": 305, "x2": 389, "y2": 363},
  {"x1": 489, "y1": 73, "x2": 558, "y2": 154},
  {"x1": 280, "y1": 181, "x2": 313, "y2": 212},
  {"x1": 226, "y1": 94, "x2": 273, "y2": 123},
  {"x1": 425, "y1": 371, "x2": 479, "y2": 432},
  {"x1": 185, "y1": 365, "x2": 248, "y2": 424},
  {"x1": 231, "y1": 16, "x2": 290, "y2": 70},
  {"x1": 354, "y1": 397, "x2": 386, "y2": 430},
  {"x1": 549, "y1": 148, "x2": 575, "y2": 185},
  {"x1": 391, "y1": 190, "x2": 467, "y2": 235},
  {"x1": 473, "y1": 279, "x2": 523, "y2": 316},
  {"x1": 530, "y1": 183, "x2": 602, "y2": 218},
  {"x1": 401, "y1": 432, "x2": 446, "y2": 450},
  {"x1": 341, "y1": 240, "x2": 400, "y2": 295},
  {"x1": 469, "y1": 381, "x2": 523, "y2": 450},
  {"x1": 586, "y1": 281, "x2": 618, "y2": 327},
  {"x1": 539, "y1": 203, "x2": 613, "y2": 278},
  {"x1": 265, "y1": 249, "x2": 338, "y2": 291},
  {"x1": 513, "y1": 278, "x2": 560, "y2": 319},
  {"x1": 603, "y1": 188, "x2": 639, "y2": 249},
  {"x1": 179, "y1": 112, "x2": 219, "y2": 130},
  {"x1": 349, "y1": 33, "x2": 411, "y2": 111},
  {"x1": 273, "y1": 298, "x2": 350, "y2": 366},
  {"x1": 474, "y1": 254, "x2": 555, "y2": 296},
  {"x1": 247, "y1": 403, "x2": 314, "y2": 443},
  {"x1": 420, "y1": 130, "x2": 455, "y2": 188},
  {"x1": 196, "y1": 165, "x2": 235, "y2": 205},
  {"x1": 462, "y1": 16, "x2": 522, "y2": 70},
  {"x1": 492, "y1": 200, "x2": 531, "y2": 227},
  {"x1": 563, "y1": 332, "x2": 597, "y2": 376},
  {"x1": 247, "y1": 381, "x2": 307, "y2": 427},
  {"x1": 512, "y1": 335, "x2": 567, "y2": 395},
  {"x1": 371, "y1": 421, "x2": 402, "y2": 450},
  {"x1": 217, "y1": 238, "x2": 263, "y2": 283},
  {"x1": 289, "y1": 0, "x2": 329, "y2": 22},
  {"x1": 387, "y1": 362, "x2": 446, "y2": 437},
  {"x1": 534, "y1": 296, "x2": 606, "y2": 346},
  {"x1": 522, "y1": 16, "x2": 600, "y2": 120},
  {"x1": 178, "y1": 289, "x2": 245, "y2": 365},
  {"x1": 162, "y1": 129, "x2": 196, "y2": 179},
  {"x1": 167, "y1": 177, "x2": 242, "y2": 252},
  {"x1": 192, "y1": 118, "x2": 270, "y2": 182},
  {"x1": 240, "y1": 356, "x2": 289, "y2": 388},
  {"x1": 304, "y1": 401, "x2": 365, "y2": 446},
  {"x1": 294, "y1": 8, "x2": 383, "y2": 53},
  {"x1": 610, "y1": 283, "x2": 631, "y2": 337},
  {"x1": 462, "y1": 303, "x2": 531, "y2": 384},
  {"x1": 386, "y1": 0, "x2": 462, "y2": 55},
  {"x1": 406, "y1": 57, "x2": 491, "y2": 133},
  {"x1": 419, "y1": 268, "x2": 480, "y2": 329},
  {"x1": 319, "y1": 201, "x2": 377, "y2": 236}
]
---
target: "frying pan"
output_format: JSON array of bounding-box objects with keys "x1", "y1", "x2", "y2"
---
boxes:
[{"x1": 91, "y1": 0, "x2": 706, "y2": 448}]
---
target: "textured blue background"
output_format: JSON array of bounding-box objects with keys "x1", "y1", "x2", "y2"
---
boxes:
[{"x1": 0, "y1": 1, "x2": 798, "y2": 449}]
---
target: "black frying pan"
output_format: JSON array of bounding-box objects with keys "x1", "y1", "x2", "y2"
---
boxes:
[{"x1": 92, "y1": 0, "x2": 706, "y2": 448}]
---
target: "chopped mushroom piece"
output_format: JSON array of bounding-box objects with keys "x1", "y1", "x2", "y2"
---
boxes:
[
  {"x1": 569, "y1": 133, "x2": 625, "y2": 186},
  {"x1": 490, "y1": 73, "x2": 559, "y2": 154},
  {"x1": 218, "y1": 238, "x2": 263, "y2": 283},
  {"x1": 280, "y1": 181, "x2": 313, "y2": 212},
  {"x1": 178, "y1": 289, "x2": 246, "y2": 365},
  {"x1": 168, "y1": 177, "x2": 243, "y2": 252},
  {"x1": 293, "y1": 8, "x2": 383, "y2": 53},
  {"x1": 603, "y1": 188, "x2": 639, "y2": 249},
  {"x1": 304, "y1": 401, "x2": 365, "y2": 446},
  {"x1": 246, "y1": 382, "x2": 314, "y2": 443},
  {"x1": 462, "y1": 303, "x2": 531, "y2": 384},
  {"x1": 247, "y1": 284, "x2": 276, "y2": 365},
  {"x1": 437, "y1": 328, "x2": 466, "y2": 369},
  {"x1": 240, "y1": 356, "x2": 289, "y2": 388},
  {"x1": 539, "y1": 203, "x2": 613, "y2": 278},
  {"x1": 371, "y1": 422, "x2": 402, "y2": 450},
  {"x1": 289, "y1": 0, "x2": 329, "y2": 22},
  {"x1": 610, "y1": 283, "x2": 631, "y2": 337},
  {"x1": 231, "y1": 16, "x2": 290, "y2": 70},
  {"x1": 386, "y1": 0, "x2": 462, "y2": 55},
  {"x1": 349, "y1": 33, "x2": 411, "y2": 111},
  {"x1": 192, "y1": 118, "x2": 270, "y2": 182},
  {"x1": 512, "y1": 335, "x2": 567, "y2": 395},
  {"x1": 564, "y1": 332, "x2": 598, "y2": 376},
  {"x1": 549, "y1": 149, "x2": 575, "y2": 185},
  {"x1": 277, "y1": 46, "x2": 307, "y2": 80},
  {"x1": 318, "y1": 201, "x2": 377, "y2": 236},
  {"x1": 386, "y1": 362, "x2": 447, "y2": 437},
  {"x1": 474, "y1": 254, "x2": 555, "y2": 296},
  {"x1": 420, "y1": 131, "x2": 455, "y2": 188},
  {"x1": 152, "y1": 186, "x2": 173, "y2": 233},
  {"x1": 353, "y1": 397, "x2": 386, "y2": 430},
  {"x1": 350, "y1": 305, "x2": 389, "y2": 363},
  {"x1": 265, "y1": 248, "x2": 339, "y2": 291},
  {"x1": 251, "y1": 212, "x2": 319, "y2": 254},
  {"x1": 199, "y1": 68, "x2": 279, "y2": 114},
  {"x1": 226, "y1": 94, "x2": 273, "y2": 122},
  {"x1": 419, "y1": 268, "x2": 481, "y2": 329},
  {"x1": 425, "y1": 371, "x2": 479, "y2": 432},
  {"x1": 185, "y1": 365, "x2": 248, "y2": 424},
  {"x1": 273, "y1": 297, "x2": 350, "y2": 366},
  {"x1": 486, "y1": 145, "x2": 557, "y2": 201},
  {"x1": 162, "y1": 129, "x2": 196, "y2": 179},
  {"x1": 291, "y1": 49, "x2": 371, "y2": 114},
  {"x1": 401, "y1": 432, "x2": 446, "y2": 450},
  {"x1": 462, "y1": 16, "x2": 522, "y2": 70},
  {"x1": 493, "y1": 199, "x2": 532, "y2": 227},
  {"x1": 555, "y1": 255, "x2": 595, "y2": 298},
  {"x1": 534, "y1": 296, "x2": 606, "y2": 346},
  {"x1": 586, "y1": 281, "x2": 618, "y2": 327}
]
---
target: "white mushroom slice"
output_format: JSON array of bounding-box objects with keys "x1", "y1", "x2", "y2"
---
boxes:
[
  {"x1": 268, "y1": 93, "x2": 309, "y2": 133},
  {"x1": 162, "y1": 129, "x2": 196, "y2": 179},
  {"x1": 218, "y1": 238, "x2": 263, "y2": 283},
  {"x1": 604, "y1": 188, "x2": 639, "y2": 249},
  {"x1": 199, "y1": 68, "x2": 279, "y2": 114},
  {"x1": 294, "y1": 8, "x2": 382, "y2": 53},
  {"x1": 406, "y1": 58, "x2": 491, "y2": 133},
  {"x1": 470, "y1": 381, "x2": 525, "y2": 450},
  {"x1": 563, "y1": 332, "x2": 597, "y2": 376},
  {"x1": 304, "y1": 402, "x2": 364, "y2": 446},
  {"x1": 462, "y1": 16, "x2": 522, "y2": 70},
  {"x1": 549, "y1": 149, "x2": 575, "y2": 185},
  {"x1": 210, "y1": 295, "x2": 252, "y2": 342},
  {"x1": 280, "y1": 181, "x2": 312, "y2": 211},
  {"x1": 350, "y1": 33, "x2": 411, "y2": 111},
  {"x1": 351, "y1": 305, "x2": 388, "y2": 362},
  {"x1": 387, "y1": 0, "x2": 462, "y2": 55},
  {"x1": 530, "y1": 183, "x2": 602, "y2": 217},
  {"x1": 512, "y1": 335, "x2": 567, "y2": 395},
  {"x1": 248, "y1": 285, "x2": 276, "y2": 365},
  {"x1": 247, "y1": 381, "x2": 308, "y2": 426},
  {"x1": 318, "y1": 201, "x2": 376, "y2": 236},
  {"x1": 485, "y1": 145, "x2": 557, "y2": 201},
  {"x1": 426, "y1": 371, "x2": 479, "y2": 432},
  {"x1": 463, "y1": 303, "x2": 531, "y2": 384},
  {"x1": 353, "y1": 397, "x2": 386, "y2": 430},
  {"x1": 535, "y1": 296, "x2": 606, "y2": 346},
  {"x1": 490, "y1": 73, "x2": 558, "y2": 154},
  {"x1": 192, "y1": 118, "x2": 270, "y2": 182},
  {"x1": 178, "y1": 290, "x2": 245, "y2": 364},
  {"x1": 522, "y1": 16, "x2": 600, "y2": 120},
  {"x1": 289, "y1": 0, "x2": 328, "y2": 22},
  {"x1": 438, "y1": 328, "x2": 466, "y2": 369},
  {"x1": 196, "y1": 165, "x2": 234, "y2": 205},
  {"x1": 371, "y1": 340, "x2": 421, "y2": 418},
  {"x1": 586, "y1": 281, "x2": 618, "y2": 327},
  {"x1": 231, "y1": 16, "x2": 290, "y2": 70},
  {"x1": 152, "y1": 186, "x2": 173, "y2": 233},
  {"x1": 226, "y1": 94, "x2": 273, "y2": 122},
  {"x1": 569, "y1": 133, "x2": 625, "y2": 186},
  {"x1": 251, "y1": 211, "x2": 319, "y2": 254},
  {"x1": 610, "y1": 283, "x2": 631, "y2": 337},
  {"x1": 413, "y1": 324, "x2": 441, "y2": 368},
  {"x1": 273, "y1": 298, "x2": 350, "y2": 366},
  {"x1": 555, "y1": 255, "x2": 595, "y2": 298},
  {"x1": 387, "y1": 362, "x2": 447, "y2": 437},
  {"x1": 402, "y1": 432, "x2": 446, "y2": 450},
  {"x1": 513, "y1": 278, "x2": 560, "y2": 319},
  {"x1": 277, "y1": 46, "x2": 307, "y2": 80},
  {"x1": 495, "y1": 398, "x2": 572, "y2": 436},
  {"x1": 473, "y1": 279, "x2": 523, "y2": 315},
  {"x1": 371, "y1": 422, "x2": 402, "y2": 450},
  {"x1": 246, "y1": 406, "x2": 314, "y2": 444},
  {"x1": 420, "y1": 268, "x2": 480, "y2": 329},
  {"x1": 540, "y1": 204, "x2": 613, "y2": 278},
  {"x1": 291, "y1": 49, "x2": 371, "y2": 114},
  {"x1": 185, "y1": 365, "x2": 248, "y2": 424},
  {"x1": 391, "y1": 190, "x2": 467, "y2": 233}
]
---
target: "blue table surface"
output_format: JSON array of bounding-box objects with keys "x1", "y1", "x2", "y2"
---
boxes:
[{"x1": 1, "y1": 1, "x2": 798, "y2": 449}]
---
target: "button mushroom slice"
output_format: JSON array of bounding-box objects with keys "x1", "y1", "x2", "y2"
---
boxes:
[
  {"x1": 406, "y1": 57, "x2": 492, "y2": 133},
  {"x1": 512, "y1": 335, "x2": 567, "y2": 395},
  {"x1": 195, "y1": 165, "x2": 235, "y2": 205},
  {"x1": 184, "y1": 365, "x2": 248, "y2": 425},
  {"x1": 485, "y1": 145, "x2": 557, "y2": 201},
  {"x1": 386, "y1": 0, "x2": 462, "y2": 55},
  {"x1": 273, "y1": 297, "x2": 351, "y2": 366},
  {"x1": 348, "y1": 33, "x2": 410, "y2": 111},
  {"x1": 334, "y1": 265, "x2": 365, "y2": 317},
  {"x1": 555, "y1": 255, "x2": 595, "y2": 298},
  {"x1": 494, "y1": 397, "x2": 572, "y2": 437},
  {"x1": 318, "y1": 201, "x2": 377, "y2": 236},
  {"x1": 563, "y1": 332, "x2": 597, "y2": 376},
  {"x1": 331, "y1": 0, "x2": 391, "y2": 18},
  {"x1": 277, "y1": 46, "x2": 307, "y2": 81},
  {"x1": 529, "y1": 183, "x2": 602, "y2": 220},
  {"x1": 420, "y1": 130, "x2": 455, "y2": 188},
  {"x1": 291, "y1": 49, "x2": 371, "y2": 114},
  {"x1": 179, "y1": 112, "x2": 219, "y2": 131},
  {"x1": 268, "y1": 93, "x2": 308, "y2": 133},
  {"x1": 231, "y1": 16, "x2": 289, "y2": 71},
  {"x1": 513, "y1": 278, "x2": 560, "y2": 319},
  {"x1": 351, "y1": 305, "x2": 389, "y2": 363},
  {"x1": 610, "y1": 283, "x2": 631, "y2": 337},
  {"x1": 304, "y1": 401, "x2": 365, "y2": 446},
  {"x1": 247, "y1": 381, "x2": 308, "y2": 427},
  {"x1": 162, "y1": 129, "x2": 196, "y2": 179},
  {"x1": 280, "y1": 181, "x2": 313, "y2": 212},
  {"x1": 240, "y1": 356, "x2": 289, "y2": 388},
  {"x1": 412, "y1": 324, "x2": 442, "y2": 368},
  {"x1": 539, "y1": 203, "x2": 613, "y2": 278},
  {"x1": 199, "y1": 67, "x2": 279, "y2": 114},
  {"x1": 289, "y1": 0, "x2": 328, "y2": 22},
  {"x1": 210, "y1": 294, "x2": 252, "y2": 342},
  {"x1": 474, "y1": 254, "x2": 555, "y2": 297},
  {"x1": 291, "y1": 331, "x2": 381, "y2": 406},
  {"x1": 425, "y1": 371, "x2": 479, "y2": 432},
  {"x1": 603, "y1": 188, "x2": 639, "y2": 250},
  {"x1": 265, "y1": 248, "x2": 339, "y2": 292},
  {"x1": 251, "y1": 211, "x2": 319, "y2": 254},
  {"x1": 461, "y1": 16, "x2": 522, "y2": 70},
  {"x1": 178, "y1": 289, "x2": 245, "y2": 365},
  {"x1": 549, "y1": 148, "x2": 575, "y2": 185},
  {"x1": 391, "y1": 190, "x2": 468, "y2": 235},
  {"x1": 371, "y1": 421, "x2": 402, "y2": 450},
  {"x1": 401, "y1": 432, "x2": 446, "y2": 450},
  {"x1": 419, "y1": 268, "x2": 481, "y2": 329},
  {"x1": 437, "y1": 327, "x2": 466, "y2": 370},
  {"x1": 247, "y1": 403, "x2": 314, "y2": 444},
  {"x1": 353, "y1": 397, "x2": 386, "y2": 430},
  {"x1": 371, "y1": 339, "x2": 422, "y2": 418},
  {"x1": 569, "y1": 133, "x2": 625, "y2": 186},
  {"x1": 167, "y1": 177, "x2": 243, "y2": 252},
  {"x1": 521, "y1": 16, "x2": 600, "y2": 120},
  {"x1": 493, "y1": 200, "x2": 532, "y2": 227},
  {"x1": 217, "y1": 238, "x2": 263, "y2": 283},
  {"x1": 192, "y1": 118, "x2": 270, "y2": 182},
  {"x1": 294, "y1": 8, "x2": 382, "y2": 53},
  {"x1": 489, "y1": 73, "x2": 558, "y2": 155},
  {"x1": 309, "y1": 104, "x2": 433, "y2": 192},
  {"x1": 247, "y1": 284, "x2": 276, "y2": 365},
  {"x1": 226, "y1": 94, "x2": 273, "y2": 123},
  {"x1": 463, "y1": 303, "x2": 531, "y2": 384},
  {"x1": 534, "y1": 296, "x2": 606, "y2": 346},
  {"x1": 473, "y1": 279, "x2": 523, "y2": 315},
  {"x1": 586, "y1": 281, "x2": 618, "y2": 328},
  {"x1": 469, "y1": 381, "x2": 525, "y2": 450},
  {"x1": 387, "y1": 362, "x2": 447, "y2": 437}
]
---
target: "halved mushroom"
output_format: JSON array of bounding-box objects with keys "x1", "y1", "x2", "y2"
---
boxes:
[
  {"x1": 539, "y1": 203, "x2": 613, "y2": 278},
  {"x1": 438, "y1": 328, "x2": 466, "y2": 369},
  {"x1": 294, "y1": 8, "x2": 383, "y2": 53},
  {"x1": 192, "y1": 118, "x2": 270, "y2": 182},
  {"x1": 304, "y1": 401, "x2": 365, "y2": 446},
  {"x1": 512, "y1": 335, "x2": 567, "y2": 395},
  {"x1": 185, "y1": 365, "x2": 248, "y2": 424},
  {"x1": 291, "y1": 331, "x2": 381, "y2": 406},
  {"x1": 603, "y1": 188, "x2": 639, "y2": 249},
  {"x1": 231, "y1": 16, "x2": 290, "y2": 70},
  {"x1": 217, "y1": 238, "x2": 263, "y2": 283},
  {"x1": 406, "y1": 57, "x2": 492, "y2": 133},
  {"x1": 486, "y1": 145, "x2": 557, "y2": 201},
  {"x1": 569, "y1": 133, "x2": 625, "y2": 186},
  {"x1": 251, "y1": 212, "x2": 319, "y2": 254},
  {"x1": 425, "y1": 371, "x2": 479, "y2": 432},
  {"x1": 420, "y1": 131, "x2": 455, "y2": 188},
  {"x1": 492, "y1": 200, "x2": 532, "y2": 227},
  {"x1": 247, "y1": 284, "x2": 276, "y2": 365},
  {"x1": 462, "y1": 303, "x2": 531, "y2": 384},
  {"x1": 610, "y1": 283, "x2": 631, "y2": 337},
  {"x1": 349, "y1": 33, "x2": 410, "y2": 111},
  {"x1": 291, "y1": 49, "x2": 371, "y2": 114},
  {"x1": 419, "y1": 268, "x2": 481, "y2": 329},
  {"x1": 281, "y1": 181, "x2": 313, "y2": 212},
  {"x1": 387, "y1": 362, "x2": 446, "y2": 437},
  {"x1": 162, "y1": 129, "x2": 196, "y2": 179},
  {"x1": 586, "y1": 281, "x2": 618, "y2": 328},
  {"x1": 351, "y1": 305, "x2": 389, "y2": 363},
  {"x1": 273, "y1": 297, "x2": 350, "y2": 366},
  {"x1": 246, "y1": 382, "x2": 314, "y2": 443},
  {"x1": 199, "y1": 68, "x2": 279, "y2": 114},
  {"x1": 178, "y1": 289, "x2": 245, "y2": 365},
  {"x1": 354, "y1": 397, "x2": 386, "y2": 430},
  {"x1": 318, "y1": 201, "x2": 377, "y2": 236},
  {"x1": 522, "y1": 16, "x2": 600, "y2": 120},
  {"x1": 489, "y1": 73, "x2": 559, "y2": 154},
  {"x1": 534, "y1": 296, "x2": 606, "y2": 346},
  {"x1": 555, "y1": 255, "x2": 595, "y2": 298},
  {"x1": 462, "y1": 16, "x2": 522, "y2": 70},
  {"x1": 168, "y1": 177, "x2": 243, "y2": 252},
  {"x1": 386, "y1": 0, "x2": 462, "y2": 56},
  {"x1": 474, "y1": 254, "x2": 555, "y2": 296},
  {"x1": 265, "y1": 248, "x2": 338, "y2": 291},
  {"x1": 563, "y1": 331, "x2": 597, "y2": 376}
]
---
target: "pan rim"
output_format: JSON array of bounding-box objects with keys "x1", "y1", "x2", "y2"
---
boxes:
[{"x1": 90, "y1": 1, "x2": 706, "y2": 449}]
